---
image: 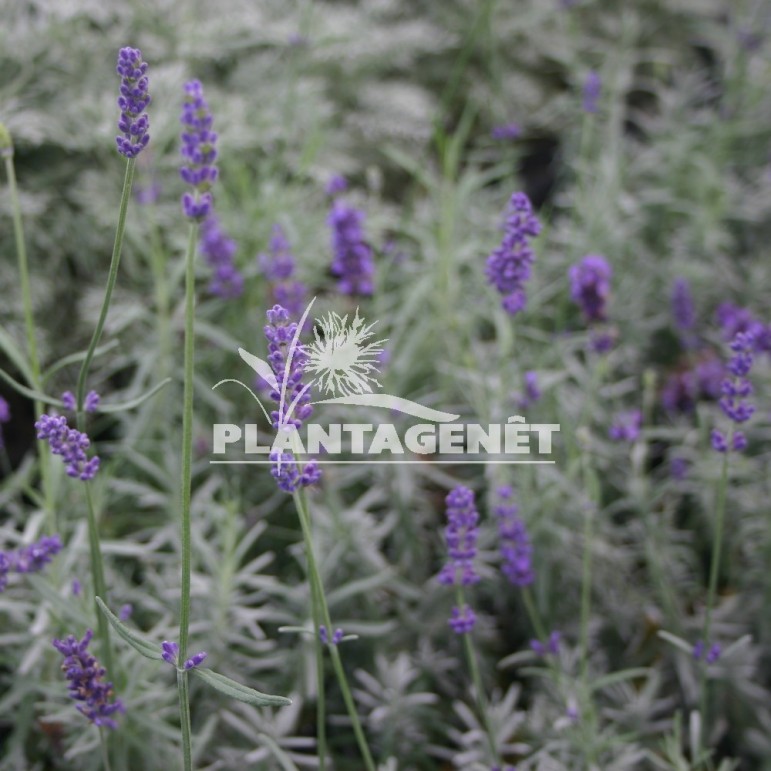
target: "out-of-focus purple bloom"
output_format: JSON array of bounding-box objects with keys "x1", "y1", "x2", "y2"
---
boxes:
[
  {"x1": 180, "y1": 80, "x2": 217, "y2": 220},
  {"x1": 84, "y1": 391, "x2": 101, "y2": 413},
  {"x1": 259, "y1": 225, "x2": 307, "y2": 318},
  {"x1": 0, "y1": 396, "x2": 9, "y2": 449},
  {"x1": 61, "y1": 392, "x2": 76, "y2": 411},
  {"x1": 583, "y1": 70, "x2": 602, "y2": 113},
  {"x1": 269, "y1": 450, "x2": 321, "y2": 493},
  {"x1": 319, "y1": 625, "x2": 345, "y2": 645},
  {"x1": 485, "y1": 192, "x2": 541, "y2": 315},
  {"x1": 569, "y1": 254, "x2": 612, "y2": 323},
  {"x1": 199, "y1": 213, "x2": 244, "y2": 298},
  {"x1": 0, "y1": 554, "x2": 8, "y2": 593},
  {"x1": 35, "y1": 414, "x2": 100, "y2": 480},
  {"x1": 530, "y1": 630, "x2": 561, "y2": 656},
  {"x1": 115, "y1": 47, "x2": 150, "y2": 159},
  {"x1": 737, "y1": 28, "x2": 763, "y2": 52},
  {"x1": 661, "y1": 354, "x2": 723, "y2": 414},
  {"x1": 516, "y1": 370, "x2": 541, "y2": 409},
  {"x1": 325, "y1": 175, "x2": 348, "y2": 197},
  {"x1": 184, "y1": 651, "x2": 207, "y2": 670},
  {"x1": 72, "y1": 579, "x2": 81, "y2": 596},
  {"x1": 135, "y1": 181, "x2": 161, "y2": 205},
  {"x1": 491, "y1": 122, "x2": 521, "y2": 141},
  {"x1": 439, "y1": 486, "x2": 480, "y2": 635},
  {"x1": 494, "y1": 486, "x2": 534, "y2": 586},
  {"x1": 713, "y1": 332, "x2": 756, "y2": 453},
  {"x1": 671, "y1": 277, "x2": 697, "y2": 347},
  {"x1": 608, "y1": 410, "x2": 642, "y2": 442},
  {"x1": 589, "y1": 329, "x2": 616, "y2": 353},
  {"x1": 448, "y1": 605, "x2": 476, "y2": 634},
  {"x1": 328, "y1": 200, "x2": 375, "y2": 296},
  {"x1": 438, "y1": 486, "x2": 480, "y2": 588},
  {"x1": 119, "y1": 603, "x2": 133, "y2": 621},
  {"x1": 52, "y1": 629, "x2": 125, "y2": 729},
  {"x1": 693, "y1": 639, "x2": 721, "y2": 663},
  {"x1": 715, "y1": 303, "x2": 771, "y2": 351},
  {"x1": 670, "y1": 456, "x2": 688, "y2": 481},
  {"x1": 287, "y1": 32, "x2": 309, "y2": 47},
  {"x1": 1, "y1": 535, "x2": 62, "y2": 592},
  {"x1": 10, "y1": 535, "x2": 62, "y2": 574}
]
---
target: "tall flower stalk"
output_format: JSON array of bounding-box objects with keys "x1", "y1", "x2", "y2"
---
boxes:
[
  {"x1": 176, "y1": 77, "x2": 218, "y2": 771},
  {"x1": 262, "y1": 305, "x2": 375, "y2": 771},
  {"x1": 439, "y1": 486, "x2": 500, "y2": 766}
]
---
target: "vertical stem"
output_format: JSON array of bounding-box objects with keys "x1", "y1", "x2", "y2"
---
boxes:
[
  {"x1": 455, "y1": 585, "x2": 500, "y2": 765},
  {"x1": 698, "y1": 448, "x2": 730, "y2": 750},
  {"x1": 293, "y1": 489, "x2": 376, "y2": 771},
  {"x1": 75, "y1": 158, "x2": 136, "y2": 421},
  {"x1": 177, "y1": 669, "x2": 193, "y2": 771},
  {"x1": 177, "y1": 221, "x2": 199, "y2": 771},
  {"x1": 578, "y1": 500, "x2": 594, "y2": 687},
  {"x1": 4, "y1": 153, "x2": 56, "y2": 532},
  {"x1": 85, "y1": 484, "x2": 114, "y2": 677}
]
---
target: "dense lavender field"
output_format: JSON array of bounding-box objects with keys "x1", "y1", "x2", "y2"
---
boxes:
[{"x1": 2, "y1": 1, "x2": 771, "y2": 769}]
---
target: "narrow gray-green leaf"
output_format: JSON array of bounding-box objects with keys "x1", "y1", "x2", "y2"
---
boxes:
[
  {"x1": 98, "y1": 378, "x2": 172, "y2": 414},
  {"x1": 191, "y1": 667, "x2": 292, "y2": 707},
  {"x1": 95, "y1": 597, "x2": 163, "y2": 661}
]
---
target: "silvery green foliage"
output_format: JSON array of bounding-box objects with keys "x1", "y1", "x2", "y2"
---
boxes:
[{"x1": 2, "y1": 0, "x2": 771, "y2": 768}]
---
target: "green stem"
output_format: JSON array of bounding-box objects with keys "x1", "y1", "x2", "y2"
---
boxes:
[
  {"x1": 176, "y1": 221, "x2": 199, "y2": 771},
  {"x1": 177, "y1": 669, "x2": 193, "y2": 771},
  {"x1": 84, "y1": 484, "x2": 114, "y2": 680},
  {"x1": 456, "y1": 586, "x2": 499, "y2": 765},
  {"x1": 521, "y1": 586, "x2": 548, "y2": 643},
  {"x1": 99, "y1": 727, "x2": 113, "y2": 771},
  {"x1": 293, "y1": 489, "x2": 375, "y2": 771},
  {"x1": 578, "y1": 499, "x2": 594, "y2": 687},
  {"x1": 75, "y1": 158, "x2": 136, "y2": 420},
  {"x1": 698, "y1": 447, "x2": 730, "y2": 750},
  {"x1": 4, "y1": 153, "x2": 56, "y2": 532}
]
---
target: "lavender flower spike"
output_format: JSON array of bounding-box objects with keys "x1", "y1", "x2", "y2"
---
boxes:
[
  {"x1": 328, "y1": 200, "x2": 375, "y2": 296},
  {"x1": 569, "y1": 254, "x2": 612, "y2": 323},
  {"x1": 116, "y1": 47, "x2": 150, "y2": 158},
  {"x1": 0, "y1": 395, "x2": 9, "y2": 449},
  {"x1": 35, "y1": 414, "x2": 100, "y2": 480},
  {"x1": 264, "y1": 305, "x2": 321, "y2": 492},
  {"x1": 583, "y1": 70, "x2": 601, "y2": 113},
  {"x1": 180, "y1": 80, "x2": 217, "y2": 220},
  {"x1": 199, "y1": 213, "x2": 244, "y2": 298},
  {"x1": 439, "y1": 486, "x2": 480, "y2": 634},
  {"x1": 485, "y1": 191, "x2": 541, "y2": 315},
  {"x1": 52, "y1": 630, "x2": 125, "y2": 729},
  {"x1": 713, "y1": 331, "x2": 756, "y2": 453},
  {"x1": 495, "y1": 486, "x2": 534, "y2": 586}
]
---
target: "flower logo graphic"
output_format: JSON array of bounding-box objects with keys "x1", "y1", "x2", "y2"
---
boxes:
[{"x1": 306, "y1": 310, "x2": 386, "y2": 397}]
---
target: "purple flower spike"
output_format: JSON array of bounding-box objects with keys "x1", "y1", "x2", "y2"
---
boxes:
[
  {"x1": 61, "y1": 391, "x2": 76, "y2": 411},
  {"x1": 85, "y1": 391, "x2": 101, "y2": 413},
  {"x1": 0, "y1": 396, "x2": 8, "y2": 449},
  {"x1": 270, "y1": 450, "x2": 321, "y2": 493},
  {"x1": 448, "y1": 605, "x2": 476, "y2": 634},
  {"x1": 706, "y1": 643, "x2": 721, "y2": 664},
  {"x1": 52, "y1": 630, "x2": 125, "y2": 729},
  {"x1": 199, "y1": 213, "x2": 244, "y2": 299},
  {"x1": 161, "y1": 640, "x2": 179, "y2": 666},
  {"x1": 35, "y1": 414, "x2": 100, "y2": 480},
  {"x1": 485, "y1": 192, "x2": 541, "y2": 315},
  {"x1": 184, "y1": 651, "x2": 207, "y2": 670},
  {"x1": 608, "y1": 410, "x2": 642, "y2": 442},
  {"x1": 491, "y1": 122, "x2": 521, "y2": 141},
  {"x1": 318, "y1": 626, "x2": 344, "y2": 645},
  {"x1": 713, "y1": 332, "x2": 756, "y2": 453},
  {"x1": 438, "y1": 486, "x2": 481, "y2": 588},
  {"x1": 583, "y1": 70, "x2": 602, "y2": 113},
  {"x1": 119, "y1": 603, "x2": 133, "y2": 621},
  {"x1": 258, "y1": 225, "x2": 307, "y2": 318},
  {"x1": 569, "y1": 254, "x2": 612, "y2": 323},
  {"x1": 116, "y1": 47, "x2": 150, "y2": 159},
  {"x1": 325, "y1": 175, "x2": 348, "y2": 197},
  {"x1": 328, "y1": 200, "x2": 375, "y2": 296},
  {"x1": 495, "y1": 486, "x2": 534, "y2": 587},
  {"x1": 10, "y1": 535, "x2": 62, "y2": 574},
  {"x1": 180, "y1": 80, "x2": 217, "y2": 220},
  {"x1": 0, "y1": 554, "x2": 9, "y2": 593}
]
